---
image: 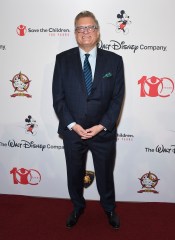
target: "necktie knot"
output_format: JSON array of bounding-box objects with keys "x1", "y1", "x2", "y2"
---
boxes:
[{"x1": 85, "y1": 53, "x2": 90, "y2": 59}]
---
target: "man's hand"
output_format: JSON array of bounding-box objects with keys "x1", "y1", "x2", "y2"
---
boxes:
[
  {"x1": 82, "y1": 124, "x2": 104, "y2": 139},
  {"x1": 72, "y1": 124, "x2": 88, "y2": 138},
  {"x1": 72, "y1": 124, "x2": 105, "y2": 139}
]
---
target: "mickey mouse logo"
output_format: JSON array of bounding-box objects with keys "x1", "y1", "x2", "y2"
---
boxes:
[
  {"x1": 25, "y1": 115, "x2": 38, "y2": 135},
  {"x1": 108, "y1": 10, "x2": 132, "y2": 35},
  {"x1": 116, "y1": 10, "x2": 132, "y2": 34}
]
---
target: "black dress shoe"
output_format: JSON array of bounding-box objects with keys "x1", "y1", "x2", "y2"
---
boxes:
[
  {"x1": 105, "y1": 211, "x2": 120, "y2": 229},
  {"x1": 66, "y1": 210, "x2": 83, "y2": 228}
]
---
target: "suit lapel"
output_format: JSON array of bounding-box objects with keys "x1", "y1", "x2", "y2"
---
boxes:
[
  {"x1": 70, "y1": 48, "x2": 87, "y2": 95},
  {"x1": 91, "y1": 48, "x2": 104, "y2": 92}
]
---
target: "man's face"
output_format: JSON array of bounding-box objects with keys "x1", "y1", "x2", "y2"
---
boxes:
[{"x1": 75, "y1": 17, "x2": 100, "y2": 51}]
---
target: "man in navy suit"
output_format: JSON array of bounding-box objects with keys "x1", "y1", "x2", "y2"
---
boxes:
[{"x1": 52, "y1": 11, "x2": 125, "y2": 229}]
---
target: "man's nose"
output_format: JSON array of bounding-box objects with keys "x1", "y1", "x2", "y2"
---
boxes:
[{"x1": 83, "y1": 28, "x2": 89, "y2": 34}]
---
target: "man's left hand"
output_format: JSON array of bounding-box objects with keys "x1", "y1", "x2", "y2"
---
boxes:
[{"x1": 81, "y1": 124, "x2": 105, "y2": 139}]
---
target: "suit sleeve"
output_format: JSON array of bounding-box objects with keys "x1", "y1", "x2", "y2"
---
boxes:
[
  {"x1": 52, "y1": 55, "x2": 74, "y2": 129},
  {"x1": 100, "y1": 56, "x2": 125, "y2": 131}
]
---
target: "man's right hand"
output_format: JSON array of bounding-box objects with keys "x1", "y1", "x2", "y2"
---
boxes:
[{"x1": 72, "y1": 124, "x2": 89, "y2": 139}]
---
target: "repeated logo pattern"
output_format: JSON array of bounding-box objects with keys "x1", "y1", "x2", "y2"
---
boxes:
[
  {"x1": 0, "y1": 6, "x2": 174, "y2": 199},
  {"x1": 10, "y1": 168, "x2": 41, "y2": 185},
  {"x1": 138, "y1": 172, "x2": 160, "y2": 193},
  {"x1": 10, "y1": 72, "x2": 32, "y2": 98},
  {"x1": 138, "y1": 76, "x2": 174, "y2": 97}
]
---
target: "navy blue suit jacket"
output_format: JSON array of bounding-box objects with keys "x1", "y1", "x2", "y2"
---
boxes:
[{"x1": 52, "y1": 47, "x2": 125, "y2": 136}]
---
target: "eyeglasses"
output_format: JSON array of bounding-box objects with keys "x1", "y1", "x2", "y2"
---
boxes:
[{"x1": 75, "y1": 25, "x2": 98, "y2": 33}]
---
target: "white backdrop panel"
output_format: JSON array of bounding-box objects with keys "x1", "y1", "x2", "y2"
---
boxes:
[{"x1": 0, "y1": 0, "x2": 175, "y2": 203}]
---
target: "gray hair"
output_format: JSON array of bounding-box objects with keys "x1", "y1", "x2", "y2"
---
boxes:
[{"x1": 74, "y1": 11, "x2": 100, "y2": 29}]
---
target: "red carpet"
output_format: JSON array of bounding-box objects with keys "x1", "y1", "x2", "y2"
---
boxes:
[{"x1": 0, "y1": 194, "x2": 174, "y2": 240}]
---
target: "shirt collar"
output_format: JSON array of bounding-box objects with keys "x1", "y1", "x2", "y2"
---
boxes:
[{"x1": 79, "y1": 46, "x2": 97, "y2": 59}]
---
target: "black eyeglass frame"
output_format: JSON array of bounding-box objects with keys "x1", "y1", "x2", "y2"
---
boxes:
[{"x1": 75, "y1": 25, "x2": 98, "y2": 33}]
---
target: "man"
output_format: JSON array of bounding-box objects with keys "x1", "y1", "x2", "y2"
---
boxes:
[{"x1": 52, "y1": 11, "x2": 125, "y2": 229}]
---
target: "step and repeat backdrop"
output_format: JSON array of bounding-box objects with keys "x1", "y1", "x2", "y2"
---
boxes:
[{"x1": 0, "y1": 0, "x2": 175, "y2": 202}]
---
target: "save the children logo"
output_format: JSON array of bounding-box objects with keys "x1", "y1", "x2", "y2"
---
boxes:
[
  {"x1": 108, "y1": 10, "x2": 132, "y2": 35},
  {"x1": 16, "y1": 25, "x2": 27, "y2": 36},
  {"x1": 138, "y1": 171, "x2": 159, "y2": 193},
  {"x1": 16, "y1": 24, "x2": 70, "y2": 37},
  {"x1": 117, "y1": 133, "x2": 134, "y2": 142},
  {"x1": 25, "y1": 115, "x2": 38, "y2": 135},
  {"x1": 10, "y1": 72, "x2": 32, "y2": 98},
  {"x1": 10, "y1": 167, "x2": 41, "y2": 185},
  {"x1": 138, "y1": 76, "x2": 174, "y2": 97}
]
